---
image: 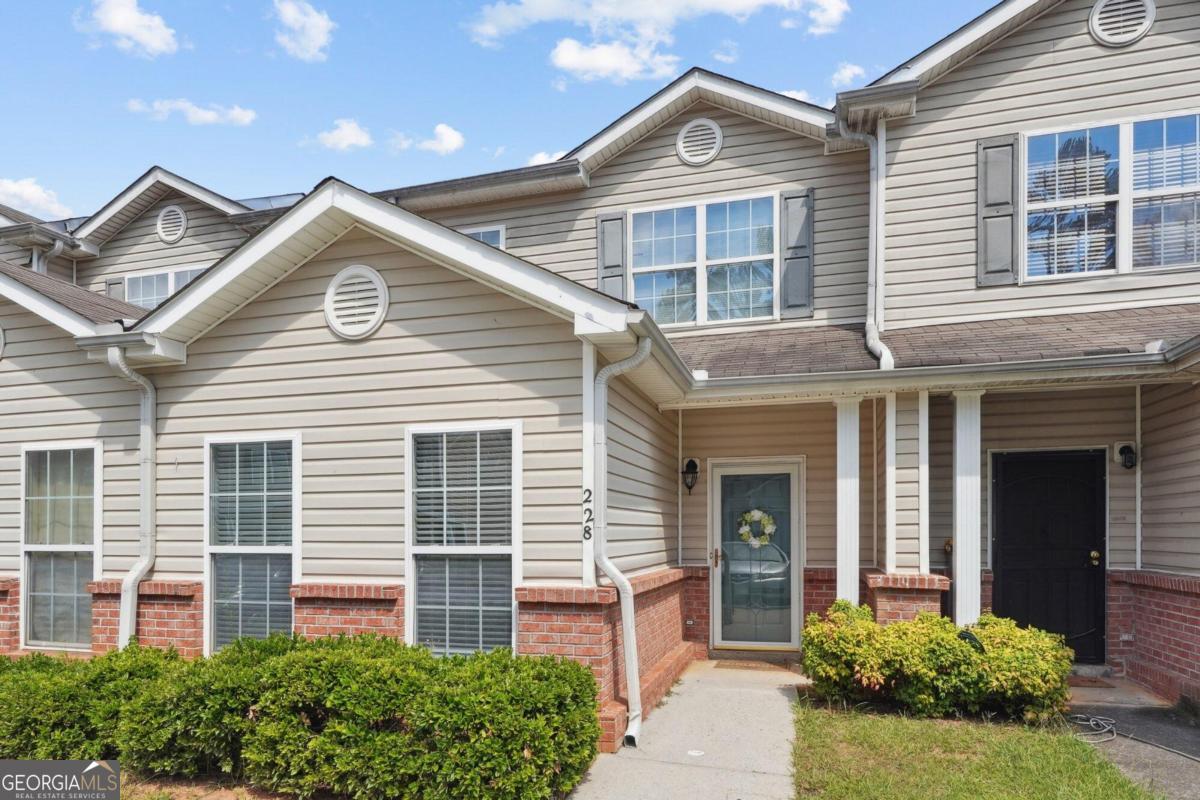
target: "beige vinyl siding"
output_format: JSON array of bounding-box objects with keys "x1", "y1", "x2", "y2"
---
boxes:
[
  {"x1": 430, "y1": 103, "x2": 869, "y2": 330},
  {"x1": 606, "y1": 376, "x2": 679, "y2": 575},
  {"x1": 680, "y1": 401, "x2": 875, "y2": 568},
  {"x1": 884, "y1": 0, "x2": 1200, "y2": 328},
  {"x1": 928, "y1": 387, "x2": 1136, "y2": 570},
  {"x1": 145, "y1": 227, "x2": 584, "y2": 584},
  {"x1": 77, "y1": 196, "x2": 248, "y2": 294},
  {"x1": 894, "y1": 392, "x2": 921, "y2": 572},
  {"x1": 1140, "y1": 383, "x2": 1200, "y2": 574},
  {"x1": 0, "y1": 303, "x2": 139, "y2": 579}
]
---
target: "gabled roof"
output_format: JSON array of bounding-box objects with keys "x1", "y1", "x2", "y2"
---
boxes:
[
  {"x1": 0, "y1": 203, "x2": 44, "y2": 226},
  {"x1": 872, "y1": 0, "x2": 1064, "y2": 88},
  {"x1": 565, "y1": 68, "x2": 835, "y2": 174},
  {"x1": 71, "y1": 166, "x2": 250, "y2": 244},
  {"x1": 133, "y1": 177, "x2": 637, "y2": 344},
  {"x1": 0, "y1": 259, "x2": 142, "y2": 335}
]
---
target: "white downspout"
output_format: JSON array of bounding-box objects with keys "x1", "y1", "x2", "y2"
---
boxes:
[
  {"x1": 838, "y1": 117, "x2": 894, "y2": 370},
  {"x1": 106, "y1": 347, "x2": 157, "y2": 648},
  {"x1": 30, "y1": 240, "x2": 64, "y2": 275},
  {"x1": 593, "y1": 336, "x2": 653, "y2": 747}
]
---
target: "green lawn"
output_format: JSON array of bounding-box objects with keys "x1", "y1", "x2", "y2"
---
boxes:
[{"x1": 792, "y1": 701, "x2": 1158, "y2": 800}]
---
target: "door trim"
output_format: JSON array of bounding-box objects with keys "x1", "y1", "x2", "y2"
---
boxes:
[
  {"x1": 990, "y1": 448, "x2": 1108, "y2": 664},
  {"x1": 707, "y1": 456, "x2": 806, "y2": 652}
]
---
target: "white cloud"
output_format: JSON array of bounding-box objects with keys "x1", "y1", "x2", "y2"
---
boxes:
[
  {"x1": 551, "y1": 38, "x2": 677, "y2": 83},
  {"x1": 779, "y1": 17, "x2": 798, "y2": 28},
  {"x1": 316, "y1": 118, "x2": 372, "y2": 151},
  {"x1": 0, "y1": 178, "x2": 72, "y2": 219},
  {"x1": 712, "y1": 39, "x2": 738, "y2": 64},
  {"x1": 388, "y1": 132, "x2": 414, "y2": 152},
  {"x1": 487, "y1": 145, "x2": 508, "y2": 158},
  {"x1": 806, "y1": 0, "x2": 849, "y2": 35},
  {"x1": 273, "y1": 0, "x2": 335, "y2": 62},
  {"x1": 831, "y1": 61, "x2": 865, "y2": 88},
  {"x1": 470, "y1": 1, "x2": 850, "y2": 84},
  {"x1": 126, "y1": 98, "x2": 256, "y2": 126},
  {"x1": 84, "y1": 0, "x2": 177, "y2": 58},
  {"x1": 551, "y1": 76, "x2": 569, "y2": 92},
  {"x1": 778, "y1": 89, "x2": 833, "y2": 107},
  {"x1": 417, "y1": 124, "x2": 465, "y2": 156},
  {"x1": 527, "y1": 150, "x2": 567, "y2": 166}
]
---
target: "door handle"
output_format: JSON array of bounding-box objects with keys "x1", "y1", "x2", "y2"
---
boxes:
[
  {"x1": 1089, "y1": 550, "x2": 1101, "y2": 566},
  {"x1": 711, "y1": 548, "x2": 721, "y2": 568}
]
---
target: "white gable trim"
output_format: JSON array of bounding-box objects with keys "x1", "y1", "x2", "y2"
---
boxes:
[
  {"x1": 875, "y1": 0, "x2": 1058, "y2": 86},
  {"x1": 0, "y1": 272, "x2": 101, "y2": 337},
  {"x1": 72, "y1": 167, "x2": 249, "y2": 242},
  {"x1": 135, "y1": 180, "x2": 632, "y2": 340},
  {"x1": 570, "y1": 70, "x2": 834, "y2": 168}
]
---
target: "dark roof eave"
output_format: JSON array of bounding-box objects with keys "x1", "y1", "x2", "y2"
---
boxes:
[{"x1": 373, "y1": 159, "x2": 586, "y2": 208}]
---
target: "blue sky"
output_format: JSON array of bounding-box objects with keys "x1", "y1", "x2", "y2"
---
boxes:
[{"x1": 0, "y1": 0, "x2": 996, "y2": 220}]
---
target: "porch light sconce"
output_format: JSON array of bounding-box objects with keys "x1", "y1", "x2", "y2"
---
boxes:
[
  {"x1": 681, "y1": 458, "x2": 700, "y2": 494},
  {"x1": 1118, "y1": 444, "x2": 1137, "y2": 470}
]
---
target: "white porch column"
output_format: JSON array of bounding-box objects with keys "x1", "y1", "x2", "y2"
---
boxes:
[
  {"x1": 952, "y1": 390, "x2": 984, "y2": 624},
  {"x1": 836, "y1": 397, "x2": 862, "y2": 603}
]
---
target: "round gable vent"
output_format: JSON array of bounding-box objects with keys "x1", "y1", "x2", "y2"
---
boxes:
[
  {"x1": 1089, "y1": 0, "x2": 1155, "y2": 47},
  {"x1": 324, "y1": 265, "x2": 389, "y2": 340},
  {"x1": 156, "y1": 205, "x2": 188, "y2": 244},
  {"x1": 676, "y1": 118, "x2": 723, "y2": 166}
]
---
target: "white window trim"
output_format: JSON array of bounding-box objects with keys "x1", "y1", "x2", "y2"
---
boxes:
[
  {"x1": 458, "y1": 224, "x2": 506, "y2": 250},
  {"x1": 625, "y1": 190, "x2": 782, "y2": 329},
  {"x1": 1019, "y1": 107, "x2": 1200, "y2": 284},
  {"x1": 18, "y1": 439, "x2": 103, "y2": 652},
  {"x1": 124, "y1": 266, "x2": 208, "y2": 309},
  {"x1": 201, "y1": 431, "x2": 303, "y2": 656},
  {"x1": 403, "y1": 420, "x2": 523, "y2": 651}
]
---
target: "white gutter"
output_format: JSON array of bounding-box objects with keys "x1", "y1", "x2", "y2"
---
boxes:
[
  {"x1": 30, "y1": 239, "x2": 64, "y2": 274},
  {"x1": 106, "y1": 347, "x2": 157, "y2": 647},
  {"x1": 837, "y1": 117, "x2": 894, "y2": 370},
  {"x1": 593, "y1": 336, "x2": 653, "y2": 747}
]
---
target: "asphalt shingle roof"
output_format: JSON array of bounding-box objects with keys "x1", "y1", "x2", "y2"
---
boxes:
[
  {"x1": 672, "y1": 304, "x2": 1200, "y2": 379},
  {"x1": 0, "y1": 259, "x2": 144, "y2": 326}
]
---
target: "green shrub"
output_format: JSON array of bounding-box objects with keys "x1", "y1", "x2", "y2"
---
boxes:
[
  {"x1": 802, "y1": 601, "x2": 1072, "y2": 722},
  {"x1": 0, "y1": 644, "x2": 180, "y2": 760},
  {"x1": 118, "y1": 634, "x2": 305, "y2": 778},
  {"x1": 242, "y1": 645, "x2": 599, "y2": 800}
]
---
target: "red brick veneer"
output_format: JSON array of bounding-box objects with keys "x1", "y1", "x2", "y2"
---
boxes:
[
  {"x1": 0, "y1": 578, "x2": 18, "y2": 653},
  {"x1": 516, "y1": 566, "x2": 707, "y2": 753},
  {"x1": 1106, "y1": 570, "x2": 1200, "y2": 704},
  {"x1": 87, "y1": 580, "x2": 203, "y2": 657},
  {"x1": 861, "y1": 569, "x2": 950, "y2": 624},
  {"x1": 290, "y1": 583, "x2": 404, "y2": 639}
]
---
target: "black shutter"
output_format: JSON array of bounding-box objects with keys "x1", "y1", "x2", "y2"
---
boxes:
[
  {"x1": 977, "y1": 134, "x2": 1019, "y2": 286},
  {"x1": 595, "y1": 212, "x2": 626, "y2": 300},
  {"x1": 780, "y1": 188, "x2": 815, "y2": 318},
  {"x1": 105, "y1": 278, "x2": 125, "y2": 301}
]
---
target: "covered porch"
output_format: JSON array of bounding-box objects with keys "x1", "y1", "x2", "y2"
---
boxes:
[{"x1": 668, "y1": 380, "x2": 1196, "y2": 697}]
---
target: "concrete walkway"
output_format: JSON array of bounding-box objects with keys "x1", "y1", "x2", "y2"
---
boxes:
[
  {"x1": 1071, "y1": 678, "x2": 1200, "y2": 800},
  {"x1": 572, "y1": 660, "x2": 802, "y2": 800}
]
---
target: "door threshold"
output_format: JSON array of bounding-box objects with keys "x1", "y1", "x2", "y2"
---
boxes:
[{"x1": 710, "y1": 647, "x2": 801, "y2": 664}]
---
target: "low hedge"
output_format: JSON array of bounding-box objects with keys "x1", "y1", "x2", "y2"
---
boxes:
[
  {"x1": 802, "y1": 601, "x2": 1072, "y2": 722},
  {"x1": 0, "y1": 637, "x2": 600, "y2": 799}
]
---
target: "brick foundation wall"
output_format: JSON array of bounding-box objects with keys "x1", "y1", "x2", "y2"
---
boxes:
[
  {"x1": 803, "y1": 566, "x2": 837, "y2": 617},
  {"x1": 87, "y1": 580, "x2": 204, "y2": 658},
  {"x1": 1106, "y1": 571, "x2": 1200, "y2": 705},
  {"x1": 291, "y1": 583, "x2": 404, "y2": 639},
  {"x1": 516, "y1": 567, "x2": 706, "y2": 753},
  {"x1": 862, "y1": 569, "x2": 950, "y2": 623},
  {"x1": 0, "y1": 578, "x2": 17, "y2": 653}
]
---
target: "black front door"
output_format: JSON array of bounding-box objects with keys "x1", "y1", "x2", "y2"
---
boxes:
[{"x1": 992, "y1": 450, "x2": 1107, "y2": 663}]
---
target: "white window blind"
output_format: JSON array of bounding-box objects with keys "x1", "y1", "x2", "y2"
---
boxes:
[
  {"x1": 23, "y1": 447, "x2": 96, "y2": 648},
  {"x1": 209, "y1": 440, "x2": 295, "y2": 649},
  {"x1": 410, "y1": 429, "x2": 515, "y2": 656}
]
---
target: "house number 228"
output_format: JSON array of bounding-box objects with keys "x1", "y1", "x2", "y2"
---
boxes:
[{"x1": 582, "y1": 488, "x2": 594, "y2": 540}]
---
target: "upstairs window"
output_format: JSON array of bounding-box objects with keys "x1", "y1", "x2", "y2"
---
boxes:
[
  {"x1": 1026, "y1": 126, "x2": 1119, "y2": 277},
  {"x1": 1023, "y1": 111, "x2": 1200, "y2": 279},
  {"x1": 126, "y1": 267, "x2": 207, "y2": 309},
  {"x1": 461, "y1": 225, "x2": 505, "y2": 249},
  {"x1": 630, "y1": 194, "x2": 777, "y2": 326}
]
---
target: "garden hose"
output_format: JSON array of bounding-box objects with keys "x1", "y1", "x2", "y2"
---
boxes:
[{"x1": 1069, "y1": 713, "x2": 1200, "y2": 764}]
